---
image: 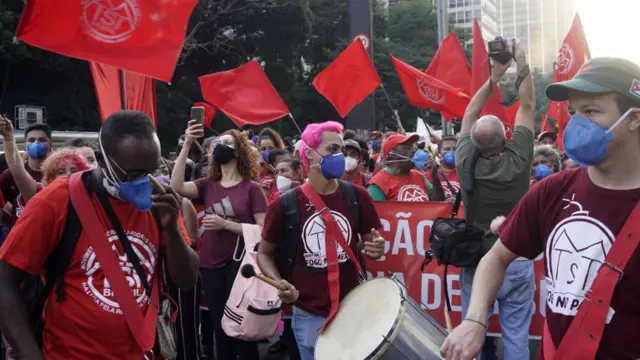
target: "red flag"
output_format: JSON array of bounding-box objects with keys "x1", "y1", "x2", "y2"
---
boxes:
[
  {"x1": 540, "y1": 114, "x2": 552, "y2": 133},
  {"x1": 313, "y1": 40, "x2": 382, "y2": 118},
  {"x1": 546, "y1": 13, "x2": 590, "y2": 151},
  {"x1": 90, "y1": 62, "x2": 157, "y2": 125},
  {"x1": 193, "y1": 102, "x2": 217, "y2": 129},
  {"x1": 391, "y1": 55, "x2": 470, "y2": 118},
  {"x1": 426, "y1": 31, "x2": 472, "y2": 121},
  {"x1": 199, "y1": 60, "x2": 290, "y2": 127},
  {"x1": 470, "y1": 19, "x2": 510, "y2": 125},
  {"x1": 16, "y1": 0, "x2": 196, "y2": 82}
]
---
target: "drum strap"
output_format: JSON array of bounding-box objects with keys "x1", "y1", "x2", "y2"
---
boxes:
[
  {"x1": 543, "y1": 200, "x2": 640, "y2": 360},
  {"x1": 300, "y1": 182, "x2": 364, "y2": 331}
]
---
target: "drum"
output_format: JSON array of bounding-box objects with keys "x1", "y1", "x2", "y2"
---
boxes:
[{"x1": 315, "y1": 277, "x2": 446, "y2": 360}]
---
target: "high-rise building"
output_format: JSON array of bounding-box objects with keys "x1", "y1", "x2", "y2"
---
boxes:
[
  {"x1": 496, "y1": 0, "x2": 576, "y2": 73},
  {"x1": 444, "y1": 0, "x2": 500, "y2": 42}
]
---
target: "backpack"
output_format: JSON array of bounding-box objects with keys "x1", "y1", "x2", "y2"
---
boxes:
[
  {"x1": 275, "y1": 181, "x2": 364, "y2": 281},
  {"x1": 23, "y1": 172, "x2": 162, "y2": 349},
  {"x1": 221, "y1": 225, "x2": 282, "y2": 341}
]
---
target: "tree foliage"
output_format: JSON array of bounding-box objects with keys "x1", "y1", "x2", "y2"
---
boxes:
[{"x1": 0, "y1": 0, "x2": 555, "y2": 152}]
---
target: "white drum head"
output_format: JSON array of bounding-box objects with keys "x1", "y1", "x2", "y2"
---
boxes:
[{"x1": 315, "y1": 278, "x2": 403, "y2": 360}]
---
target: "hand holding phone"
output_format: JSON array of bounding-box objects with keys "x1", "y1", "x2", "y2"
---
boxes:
[{"x1": 191, "y1": 106, "x2": 205, "y2": 125}]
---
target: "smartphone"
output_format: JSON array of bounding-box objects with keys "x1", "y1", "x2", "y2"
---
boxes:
[{"x1": 191, "y1": 106, "x2": 205, "y2": 125}]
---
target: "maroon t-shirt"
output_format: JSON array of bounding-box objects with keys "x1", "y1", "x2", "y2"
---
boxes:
[
  {"x1": 262, "y1": 184, "x2": 382, "y2": 317},
  {"x1": 499, "y1": 167, "x2": 640, "y2": 359},
  {"x1": 0, "y1": 164, "x2": 43, "y2": 227},
  {"x1": 194, "y1": 179, "x2": 267, "y2": 269}
]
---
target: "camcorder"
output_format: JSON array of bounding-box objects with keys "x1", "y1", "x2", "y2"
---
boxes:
[{"x1": 488, "y1": 36, "x2": 513, "y2": 65}]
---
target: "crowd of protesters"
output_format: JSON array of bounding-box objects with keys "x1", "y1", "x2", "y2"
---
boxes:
[{"x1": 0, "y1": 49, "x2": 639, "y2": 360}]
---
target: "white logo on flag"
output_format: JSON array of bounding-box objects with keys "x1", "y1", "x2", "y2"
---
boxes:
[
  {"x1": 82, "y1": 0, "x2": 141, "y2": 44},
  {"x1": 417, "y1": 78, "x2": 445, "y2": 104},
  {"x1": 556, "y1": 43, "x2": 575, "y2": 75}
]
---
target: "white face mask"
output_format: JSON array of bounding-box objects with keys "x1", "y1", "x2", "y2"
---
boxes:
[
  {"x1": 276, "y1": 176, "x2": 293, "y2": 192},
  {"x1": 345, "y1": 156, "x2": 359, "y2": 172}
]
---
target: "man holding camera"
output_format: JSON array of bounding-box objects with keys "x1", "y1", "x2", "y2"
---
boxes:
[{"x1": 445, "y1": 40, "x2": 536, "y2": 360}]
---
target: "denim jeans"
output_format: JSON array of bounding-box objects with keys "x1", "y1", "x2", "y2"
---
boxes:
[
  {"x1": 291, "y1": 307, "x2": 326, "y2": 360},
  {"x1": 461, "y1": 259, "x2": 535, "y2": 360}
]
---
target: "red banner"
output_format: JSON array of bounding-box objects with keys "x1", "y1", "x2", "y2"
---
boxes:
[{"x1": 366, "y1": 202, "x2": 545, "y2": 339}]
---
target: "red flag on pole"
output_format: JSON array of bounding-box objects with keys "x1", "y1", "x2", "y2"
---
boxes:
[
  {"x1": 540, "y1": 114, "x2": 553, "y2": 133},
  {"x1": 17, "y1": 0, "x2": 196, "y2": 82},
  {"x1": 391, "y1": 55, "x2": 470, "y2": 118},
  {"x1": 470, "y1": 19, "x2": 510, "y2": 125},
  {"x1": 199, "y1": 60, "x2": 290, "y2": 127},
  {"x1": 90, "y1": 62, "x2": 157, "y2": 125},
  {"x1": 546, "y1": 13, "x2": 590, "y2": 151},
  {"x1": 426, "y1": 31, "x2": 472, "y2": 121},
  {"x1": 313, "y1": 39, "x2": 382, "y2": 118}
]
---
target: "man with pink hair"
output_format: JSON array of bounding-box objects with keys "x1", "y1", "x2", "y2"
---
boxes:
[{"x1": 258, "y1": 121, "x2": 386, "y2": 360}]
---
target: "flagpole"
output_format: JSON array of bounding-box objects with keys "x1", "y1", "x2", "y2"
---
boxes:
[
  {"x1": 379, "y1": 84, "x2": 395, "y2": 113},
  {"x1": 288, "y1": 113, "x2": 303, "y2": 134},
  {"x1": 119, "y1": 69, "x2": 127, "y2": 110}
]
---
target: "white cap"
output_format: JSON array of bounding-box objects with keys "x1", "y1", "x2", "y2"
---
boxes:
[{"x1": 294, "y1": 140, "x2": 302, "y2": 152}]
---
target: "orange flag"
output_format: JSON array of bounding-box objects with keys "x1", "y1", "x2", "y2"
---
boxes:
[
  {"x1": 547, "y1": 13, "x2": 590, "y2": 151},
  {"x1": 391, "y1": 55, "x2": 470, "y2": 118},
  {"x1": 313, "y1": 39, "x2": 382, "y2": 118},
  {"x1": 470, "y1": 19, "x2": 510, "y2": 126},
  {"x1": 426, "y1": 31, "x2": 472, "y2": 121}
]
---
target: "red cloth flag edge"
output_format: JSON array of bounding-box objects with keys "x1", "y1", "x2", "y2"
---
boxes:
[
  {"x1": 199, "y1": 60, "x2": 290, "y2": 127},
  {"x1": 90, "y1": 62, "x2": 157, "y2": 125},
  {"x1": 390, "y1": 55, "x2": 470, "y2": 118},
  {"x1": 193, "y1": 102, "x2": 216, "y2": 129},
  {"x1": 546, "y1": 13, "x2": 590, "y2": 151},
  {"x1": 313, "y1": 39, "x2": 382, "y2": 118},
  {"x1": 470, "y1": 19, "x2": 510, "y2": 125}
]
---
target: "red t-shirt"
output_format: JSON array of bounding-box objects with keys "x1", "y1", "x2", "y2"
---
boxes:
[
  {"x1": 369, "y1": 169, "x2": 430, "y2": 202},
  {"x1": 0, "y1": 165, "x2": 44, "y2": 226},
  {"x1": 15, "y1": 183, "x2": 44, "y2": 219},
  {"x1": 427, "y1": 170, "x2": 459, "y2": 200},
  {"x1": 261, "y1": 184, "x2": 382, "y2": 317},
  {"x1": 0, "y1": 177, "x2": 163, "y2": 360},
  {"x1": 499, "y1": 168, "x2": 640, "y2": 359}
]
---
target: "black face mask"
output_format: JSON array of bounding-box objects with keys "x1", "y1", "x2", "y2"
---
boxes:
[{"x1": 213, "y1": 145, "x2": 235, "y2": 165}]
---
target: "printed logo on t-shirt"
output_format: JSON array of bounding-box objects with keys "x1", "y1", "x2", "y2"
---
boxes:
[
  {"x1": 397, "y1": 185, "x2": 429, "y2": 202},
  {"x1": 301, "y1": 209, "x2": 352, "y2": 268},
  {"x1": 443, "y1": 181, "x2": 460, "y2": 198},
  {"x1": 544, "y1": 194, "x2": 615, "y2": 317},
  {"x1": 80, "y1": 229, "x2": 157, "y2": 314}
]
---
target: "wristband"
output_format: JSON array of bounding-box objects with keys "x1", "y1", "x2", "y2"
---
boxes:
[{"x1": 464, "y1": 318, "x2": 488, "y2": 330}]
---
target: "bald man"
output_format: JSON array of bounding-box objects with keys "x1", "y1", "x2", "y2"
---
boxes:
[{"x1": 448, "y1": 41, "x2": 536, "y2": 360}]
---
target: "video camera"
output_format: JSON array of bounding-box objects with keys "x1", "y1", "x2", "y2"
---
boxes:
[{"x1": 488, "y1": 36, "x2": 513, "y2": 65}]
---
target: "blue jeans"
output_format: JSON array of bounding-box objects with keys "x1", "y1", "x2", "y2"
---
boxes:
[
  {"x1": 461, "y1": 259, "x2": 535, "y2": 360},
  {"x1": 291, "y1": 306, "x2": 326, "y2": 360}
]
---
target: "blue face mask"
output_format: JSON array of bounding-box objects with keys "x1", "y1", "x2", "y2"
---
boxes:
[
  {"x1": 442, "y1": 151, "x2": 456, "y2": 168},
  {"x1": 534, "y1": 164, "x2": 553, "y2": 181},
  {"x1": 563, "y1": 109, "x2": 632, "y2": 167},
  {"x1": 118, "y1": 176, "x2": 153, "y2": 212},
  {"x1": 318, "y1": 152, "x2": 346, "y2": 179},
  {"x1": 98, "y1": 131, "x2": 153, "y2": 212},
  {"x1": 371, "y1": 140, "x2": 380, "y2": 151},
  {"x1": 27, "y1": 142, "x2": 48, "y2": 160},
  {"x1": 261, "y1": 150, "x2": 270, "y2": 163},
  {"x1": 410, "y1": 149, "x2": 429, "y2": 171}
]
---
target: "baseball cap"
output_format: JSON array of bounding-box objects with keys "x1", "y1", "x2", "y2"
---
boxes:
[
  {"x1": 370, "y1": 131, "x2": 383, "y2": 138},
  {"x1": 344, "y1": 139, "x2": 361, "y2": 153},
  {"x1": 537, "y1": 131, "x2": 557, "y2": 143},
  {"x1": 546, "y1": 57, "x2": 640, "y2": 105},
  {"x1": 382, "y1": 134, "x2": 419, "y2": 156}
]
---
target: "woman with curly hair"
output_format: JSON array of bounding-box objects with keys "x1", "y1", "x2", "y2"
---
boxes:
[
  {"x1": 171, "y1": 120, "x2": 266, "y2": 360},
  {"x1": 257, "y1": 127, "x2": 285, "y2": 198}
]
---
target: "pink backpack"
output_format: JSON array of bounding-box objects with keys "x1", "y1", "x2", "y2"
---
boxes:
[{"x1": 222, "y1": 224, "x2": 282, "y2": 341}]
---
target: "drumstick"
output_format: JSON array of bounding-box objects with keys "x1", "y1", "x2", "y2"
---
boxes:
[
  {"x1": 241, "y1": 264, "x2": 288, "y2": 291},
  {"x1": 444, "y1": 307, "x2": 453, "y2": 332},
  {"x1": 148, "y1": 175, "x2": 167, "y2": 194}
]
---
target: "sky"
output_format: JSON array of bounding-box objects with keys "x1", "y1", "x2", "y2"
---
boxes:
[{"x1": 575, "y1": 0, "x2": 640, "y2": 63}]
